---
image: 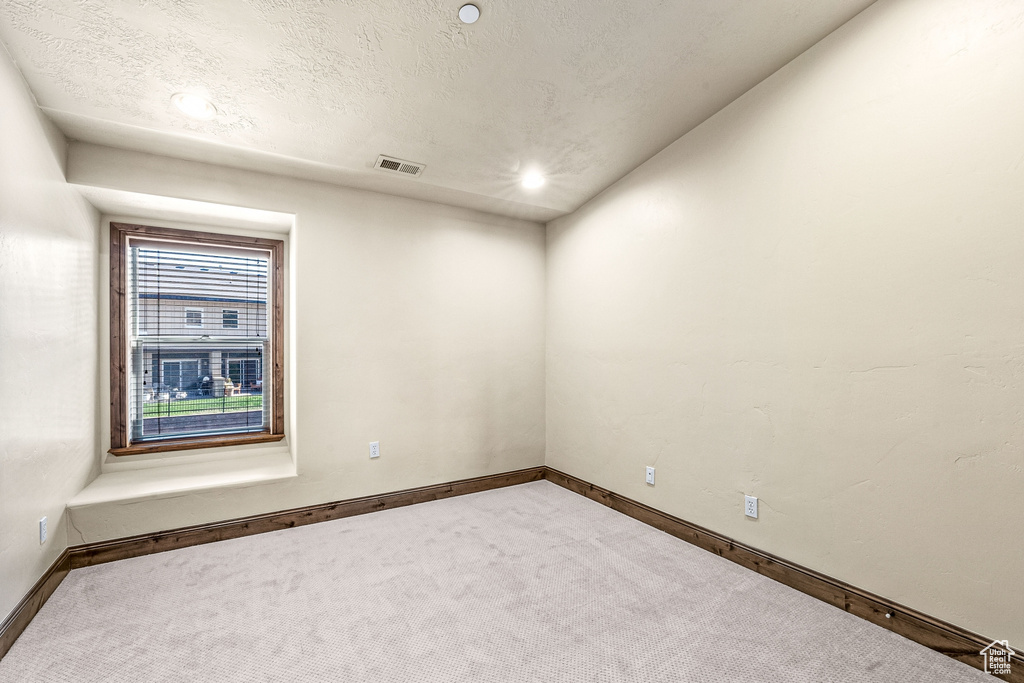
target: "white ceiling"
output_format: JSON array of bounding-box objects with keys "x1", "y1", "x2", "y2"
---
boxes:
[{"x1": 1, "y1": 0, "x2": 875, "y2": 221}]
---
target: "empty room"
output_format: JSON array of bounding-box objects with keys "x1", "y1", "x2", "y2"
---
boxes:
[{"x1": 0, "y1": 0, "x2": 1021, "y2": 680}]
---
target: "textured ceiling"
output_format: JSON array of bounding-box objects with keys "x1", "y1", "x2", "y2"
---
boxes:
[{"x1": 1, "y1": 0, "x2": 875, "y2": 220}]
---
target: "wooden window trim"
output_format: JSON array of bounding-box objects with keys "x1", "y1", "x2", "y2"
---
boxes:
[{"x1": 109, "y1": 222, "x2": 285, "y2": 456}]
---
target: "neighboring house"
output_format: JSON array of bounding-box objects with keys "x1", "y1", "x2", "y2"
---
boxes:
[{"x1": 133, "y1": 246, "x2": 267, "y2": 397}]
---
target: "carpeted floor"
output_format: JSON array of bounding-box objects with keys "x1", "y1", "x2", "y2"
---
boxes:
[{"x1": 0, "y1": 481, "x2": 989, "y2": 682}]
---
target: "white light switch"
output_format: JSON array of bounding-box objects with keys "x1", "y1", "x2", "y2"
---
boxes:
[
  {"x1": 645, "y1": 466, "x2": 655, "y2": 486},
  {"x1": 369, "y1": 441, "x2": 380, "y2": 459}
]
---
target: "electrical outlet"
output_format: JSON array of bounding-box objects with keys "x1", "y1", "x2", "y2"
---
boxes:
[
  {"x1": 645, "y1": 466, "x2": 655, "y2": 486},
  {"x1": 744, "y1": 495, "x2": 758, "y2": 519},
  {"x1": 39, "y1": 517, "x2": 47, "y2": 544},
  {"x1": 369, "y1": 441, "x2": 380, "y2": 459}
]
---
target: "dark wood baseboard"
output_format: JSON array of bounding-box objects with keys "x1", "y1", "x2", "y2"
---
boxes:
[
  {"x1": 542, "y1": 467, "x2": 1022, "y2": 682},
  {"x1": 0, "y1": 550, "x2": 71, "y2": 661},
  {"x1": 3, "y1": 463, "x2": 1019, "y2": 682},
  {"x1": 68, "y1": 466, "x2": 546, "y2": 569}
]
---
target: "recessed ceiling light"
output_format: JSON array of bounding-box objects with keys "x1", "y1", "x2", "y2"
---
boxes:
[
  {"x1": 171, "y1": 92, "x2": 217, "y2": 120},
  {"x1": 459, "y1": 4, "x2": 480, "y2": 24},
  {"x1": 521, "y1": 171, "x2": 545, "y2": 189}
]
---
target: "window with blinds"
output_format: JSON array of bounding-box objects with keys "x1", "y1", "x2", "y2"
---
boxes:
[
  {"x1": 127, "y1": 239, "x2": 271, "y2": 442},
  {"x1": 109, "y1": 222, "x2": 284, "y2": 455}
]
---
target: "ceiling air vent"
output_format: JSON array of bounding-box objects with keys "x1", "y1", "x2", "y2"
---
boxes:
[{"x1": 374, "y1": 155, "x2": 425, "y2": 178}]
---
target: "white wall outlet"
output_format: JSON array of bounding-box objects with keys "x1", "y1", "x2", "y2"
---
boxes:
[
  {"x1": 744, "y1": 495, "x2": 758, "y2": 519},
  {"x1": 645, "y1": 466, "x2": 655, "y2": 486},
  {"x1": 369, "y1": 441, "x2": 380, "y2": 459},
  {"x1": 39, "y1": 516, "x2": 47, "y2": 544}
]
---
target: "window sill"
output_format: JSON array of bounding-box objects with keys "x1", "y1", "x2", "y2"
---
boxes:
[
  {"x1": 69, "y1": 448, "x2": 296, "y2": 509},
  {"x1": 108, "y1": 432, "x2": 284, "y2": 457}
]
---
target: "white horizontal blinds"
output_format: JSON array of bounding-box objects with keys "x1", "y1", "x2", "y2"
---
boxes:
[
  {"x1": 131, "y1": 241, "x2": 268, "y2": 338},
  {"x1": 127, "y1": 238, "x2": 271, "y2": 442}
]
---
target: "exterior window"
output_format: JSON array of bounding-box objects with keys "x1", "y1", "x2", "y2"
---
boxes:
[{"x1": 109, "y1": 222, "x2": 284, "y2": 455}]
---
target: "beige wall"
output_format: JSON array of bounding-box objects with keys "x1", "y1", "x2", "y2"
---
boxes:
[
  {"x1": 65, "y1": 143, "x2": 547, "y2": 544},
  {"x1": 0, "y1": 48, "x2": 100, "y2": 621},
  {"x1": 546, "y1": 0, "x2": 1024, "y2": 645}
]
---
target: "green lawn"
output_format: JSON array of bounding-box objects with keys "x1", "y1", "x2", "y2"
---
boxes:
[{"x1": 143, "y1": 395, "x2": 263, "y2": 417}]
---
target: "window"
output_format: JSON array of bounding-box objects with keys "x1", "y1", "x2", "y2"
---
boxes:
[{"x1": 109, "y1": 222, "x2": 284, "y2": 455}]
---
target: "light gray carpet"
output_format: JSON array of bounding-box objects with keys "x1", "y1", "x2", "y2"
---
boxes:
[{"x1": 0, "y1": 481, "x2": 988, "y2": 682}]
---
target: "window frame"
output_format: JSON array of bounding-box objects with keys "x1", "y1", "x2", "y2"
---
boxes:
[
  {"x1": 184, "y1": 308, "x2": 204, "y2": 328},
  {"x1": 109, "y1": 222, "x2": 285, "y2": 456}
]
